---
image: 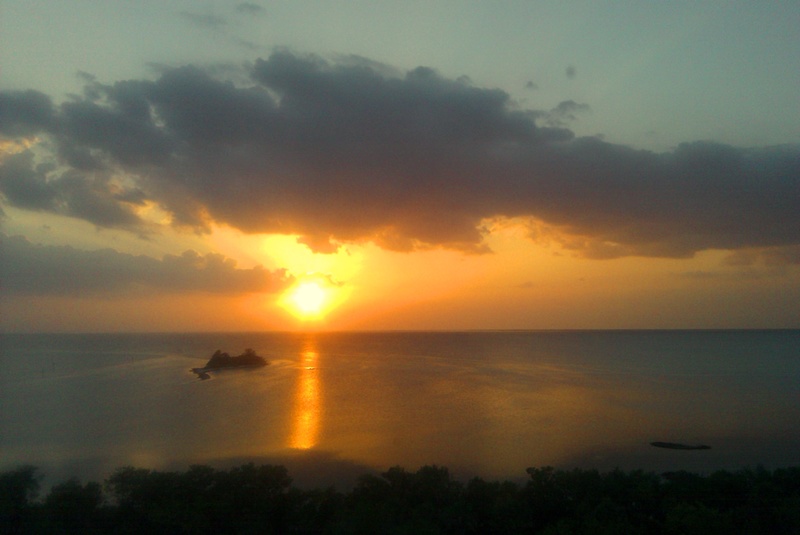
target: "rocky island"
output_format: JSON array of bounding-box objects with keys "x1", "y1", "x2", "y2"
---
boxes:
[{"x1": 192, "y1": 348, "x2": 268, "y2": 379}]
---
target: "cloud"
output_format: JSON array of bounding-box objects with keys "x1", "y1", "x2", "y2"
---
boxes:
[
  {"x1": 674, "y1": 270, "x2": 723, "y2": 280},
  {"x1": 179, "y1": 6, "x2": 264, "y2": 50},
  {"x1": 0, "y1": 151, "x2": 147, "y2": 230},
  {"x1": 178, "y1": 11, "x2": 227, "y2": 30},
  {"x1": 0, "y1": 234, "x2": 292, "y2": 295},
  {"x1": 0, "y1": 90, "x2": 56, "y2": 137},
  {"x1": 724, "y1": 245, "x2": 800, "y2": 267},
  {"x1": 1, "y1": 51, "x2": 798, "y2": 259},
  {"x1": 762, "y1": 245, "x2": 800, "y2": 265},
  {"x1": 540, "y1": 100, "x2": 591, "y2": 127},
  {"x1": 236, "y1": 3, "x2": 264, "y2": 16}
]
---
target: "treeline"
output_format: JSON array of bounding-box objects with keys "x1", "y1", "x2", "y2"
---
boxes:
[{"x1": 2, "y1": 463, "x2": 800, "y2": 534}]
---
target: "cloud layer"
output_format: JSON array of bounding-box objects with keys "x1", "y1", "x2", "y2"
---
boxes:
[
  {"x1": 1, "y1": 51, "x2": 798, "y2": 258},
  {"x1": 0, "y1": 234, "x2": 291, "y2": 295}
]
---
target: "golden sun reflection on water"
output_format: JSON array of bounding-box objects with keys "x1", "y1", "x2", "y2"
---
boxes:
[{"x1": 289, "y1": 345, "x2": 320, "y2": 450}]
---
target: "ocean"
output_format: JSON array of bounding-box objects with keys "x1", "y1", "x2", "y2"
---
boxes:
[{"x1": 1, "y1": 330, "x2": 799, "y2": 488}]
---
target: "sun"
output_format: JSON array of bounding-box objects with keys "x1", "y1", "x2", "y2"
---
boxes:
[
  {"x1": 291, "y1": 282, "x2": 326, "y2": 314},
  {"x1": 281, "y1": 279, "x2": 337, "y2": 320}
]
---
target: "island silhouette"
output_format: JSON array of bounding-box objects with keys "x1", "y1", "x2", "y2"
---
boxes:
[{"x1": 191, "y1": 348, "x2": 268, "y2": 379}]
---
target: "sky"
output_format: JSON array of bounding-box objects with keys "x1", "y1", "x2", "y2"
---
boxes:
[{"x1": 1, "y1": 0, "x2": 799, "y2": 332}]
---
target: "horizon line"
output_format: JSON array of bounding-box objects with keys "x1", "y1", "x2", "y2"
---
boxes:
[{"x1": 3, "y1": 327, "x2": 798, "y2": 336}]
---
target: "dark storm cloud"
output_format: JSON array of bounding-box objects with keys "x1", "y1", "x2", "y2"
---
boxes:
[
  {"x1": 0, "y1": 90, "x2": 56, "y2": 136},
  {"x1": 1, "y1": 51, "x2": 799, "y2": 258},
  {"x1": 0, "y1": 234, "x2": 291, "y2": 295},
  {"x1": 0, "y1": 151, "x2": 146, "y2": 229},
  {"x1": 59, "y1": 87, "x2": 173, "y2": 168}
]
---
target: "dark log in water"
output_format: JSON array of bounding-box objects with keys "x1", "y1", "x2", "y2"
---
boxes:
[{"x1": 651, "y1": 441, "x2": 710, "y2": 450}]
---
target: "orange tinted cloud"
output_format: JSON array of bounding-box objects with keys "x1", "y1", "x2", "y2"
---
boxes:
[
  {"x1": 0, "y1": 234, "x2": 291, "y2": 295},
  {"x1": 1, "y1": 52, "x2": 798, "y2": 261}
]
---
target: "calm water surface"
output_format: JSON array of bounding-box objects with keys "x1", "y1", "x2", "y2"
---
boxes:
[{"x1": 1, "y1": 331, "x2": 799, "y2": 487}]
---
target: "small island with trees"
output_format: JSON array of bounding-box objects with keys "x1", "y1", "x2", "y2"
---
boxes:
[{"x1": 191, "y1": 349, "x2": 268, "y2": 379}]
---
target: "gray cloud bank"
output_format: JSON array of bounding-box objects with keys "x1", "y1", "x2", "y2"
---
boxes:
[
  {"x1": 0, "y1": 234, "x2": 291, "y2": 295},
  {"x1": 1, "y1": 51, "x2": 798, "y2": 258}
]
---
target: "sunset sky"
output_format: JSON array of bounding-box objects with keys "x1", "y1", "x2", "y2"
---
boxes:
[{"x1": 1, "y1": 1, "x2": 799, "y2": 331}]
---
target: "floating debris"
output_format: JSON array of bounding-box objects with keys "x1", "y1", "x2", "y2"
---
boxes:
[{"x1": 651, "y1": 442, "x2": 710, "y2": 450}]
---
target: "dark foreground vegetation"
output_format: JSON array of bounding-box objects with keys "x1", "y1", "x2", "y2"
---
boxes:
[{"x1": 2, "y1": 463, "x2": 800, "y2": 534}]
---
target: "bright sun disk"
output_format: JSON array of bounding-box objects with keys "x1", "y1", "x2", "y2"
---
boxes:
[{"x1": 288, "y1": 281, "x2": 327, "y2": 317}]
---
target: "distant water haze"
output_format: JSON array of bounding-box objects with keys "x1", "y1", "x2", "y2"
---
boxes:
[{"x1": 1, "y1": 331, "x2": 799, "y2": 488}]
